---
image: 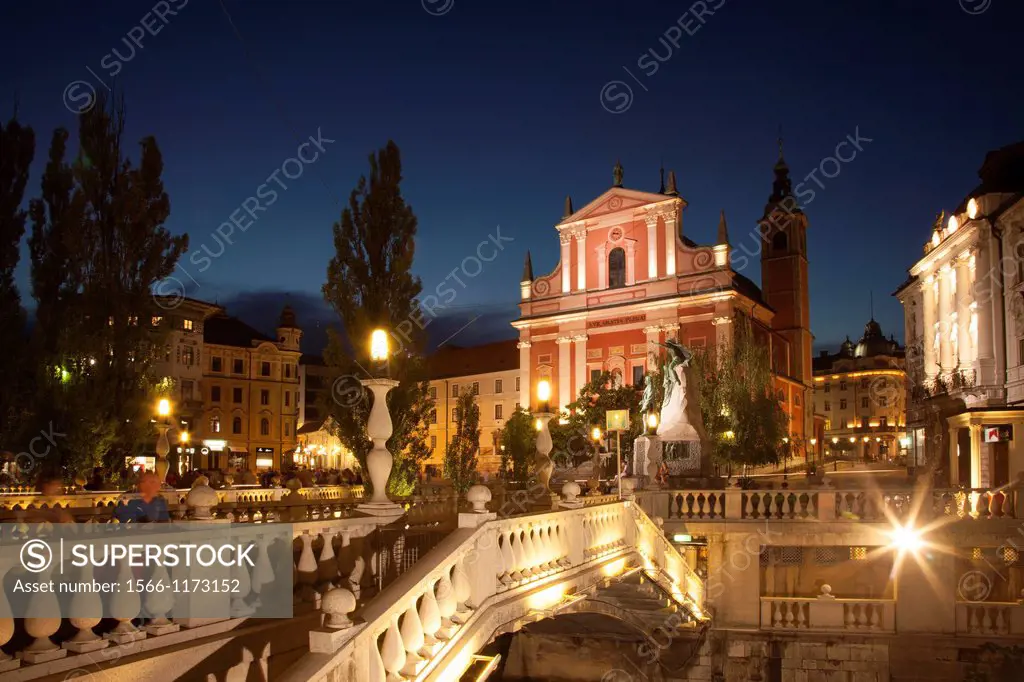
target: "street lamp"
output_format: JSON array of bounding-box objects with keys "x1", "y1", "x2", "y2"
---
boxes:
[
  {"x1": 534, "y1": 381, "x2": 555, "y2": 500},
  {"x1": 359, "y1": 328, "x2": 402, "y2": 514},
  {"x1": 179, "y1": 430, "x2": 190, "y2": 475},
  {"x1": 646, "y1": 412, "x2": 658, "y2": 434},
  {"x1": 154, "y1": 398, "x2": 172, "y2": 486}
]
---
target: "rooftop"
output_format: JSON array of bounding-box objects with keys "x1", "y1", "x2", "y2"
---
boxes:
[{"x1": 427, "y1": 339, "x2": 519, "y2": 380}]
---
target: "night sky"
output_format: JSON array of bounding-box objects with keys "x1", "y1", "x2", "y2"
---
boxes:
[{"x1": 3, "y1": 0, "x2": 1022, "y2": 356}]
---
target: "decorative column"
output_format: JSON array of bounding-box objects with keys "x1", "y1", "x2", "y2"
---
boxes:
[
  {"x1": 922, "y1": 276, "x2": 937, "y2": 380},
  {"x1": 938, "y1": 263, "x2": 953, "y2": 375},
  {"x1": 969, "y1": 423, "x2": 985, "y2": 489},
  {"x1": 557, "y1": 337, "x2": 572, "y2": 411},
  {"x1": 575, "y1": 229, "x2": 587, "y2": 291},
  {"x1": 596, "y1": 242, "x2": 607, "y2": 291},
  {"x1": 645, "y1": 213, "x2": 658, "y2": 280},
  {"x1": 560, "y1": 232, "x2": 572, "y2": 294},
  {"x1": 713, "y1": 315, "x2": 732, "y2": 350},
  {"x1": 518, "y1": 341, "x2": 532, "y2": 411},
  {"x1": 975, "y1": 236, "x2": 995, "y2": 384},
  {"x1": 357, "y1": 378, "x2": 404, "y2": 516},
  {"x1": 573, "y1": 335, "x2": 588, "y2": 399},
  {"x1": 956, "y1": 254, "x2": 972, "y2": 369},
  {"x1": 644, "y1": 326, "x2": 661, "y2": 365},
  {"x1": 625, "y1": 241, "x2": 636, "y2": 286},
  {"x1": 664, "y1": 207, "x2": 678, "y2": 277}
]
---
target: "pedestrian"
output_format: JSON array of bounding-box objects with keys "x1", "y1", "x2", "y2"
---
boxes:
[{"x1": 115, "y1": 471, "x2": 170, "y2": 523}]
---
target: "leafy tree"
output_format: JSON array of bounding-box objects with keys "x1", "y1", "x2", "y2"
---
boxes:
[
  {"x1": 0, "y1": 113, "x2": 35, "y2": 448},
  {"x1": 443, "y1": 391, "x2": 480, "y2": 494},
  {"x1": 549, "y1": 371, "x2": 642, "y2": 473},
  {"x1": 497, "y1": 407, "x2": 535, "y2": 483},
  {"x1": 28, "y1": 94, "x2": 188, "y2": 475},
  {"x1": 322, "y1": 140, "x2": 433, "y2": 496},
  {"x1": 689, "y1": 317, "x2": 790, "y2": 471}
]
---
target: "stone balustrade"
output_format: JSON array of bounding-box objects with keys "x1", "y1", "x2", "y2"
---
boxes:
[
  {"x1": 956, "y1": 602, "x2": 1024, "y2": 637},
  {"x1": 286, "y1": 498, "x2": 702, "y2": 682},
  {"x1": 760, "y1": 595, "x2": 895, "y2": 633},
  {"x1": 641, "y1": 484, "x2": 1021, "y2": 524}
]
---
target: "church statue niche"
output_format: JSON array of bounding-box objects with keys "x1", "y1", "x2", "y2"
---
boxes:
[{"x1": 608, "y1": 247, "x2": 626, "y2": 288}]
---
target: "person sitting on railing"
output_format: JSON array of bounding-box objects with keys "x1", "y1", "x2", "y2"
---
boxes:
[
  {"x1": 83, "y1": 467, "x2": 105, "y2": 491},
  {"x1": 116, "y1": 471, "x2": 170, "y2": 523}
]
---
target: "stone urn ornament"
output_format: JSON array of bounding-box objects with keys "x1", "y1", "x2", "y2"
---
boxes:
[{"x1": 533, "y1": 412, "x2": 555, "y2": 492}]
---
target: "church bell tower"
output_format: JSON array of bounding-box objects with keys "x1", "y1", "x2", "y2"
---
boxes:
[{"x1": 760, "y1": 141, "x2": 813, "y2": 433}]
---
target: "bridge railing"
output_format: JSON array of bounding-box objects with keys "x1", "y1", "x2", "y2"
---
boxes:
[
  {"x1": 638, "y1": 482, "x2": 1022, "y2": 523},
  {"x1": 284, "y1": 496, "x2": 704, "y2": 682},
  {"x1": 759, "y1": 595, "x2": 895, "y2": 633}
]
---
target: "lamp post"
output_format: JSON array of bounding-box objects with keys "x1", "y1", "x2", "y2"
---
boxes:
[
  {"x1": 809, "y1": 438, "x2": 817, "y2": 475},
  {"x1": 155, "y1": 398, "x2": 172, "y2": 485},
  {"x1": 179, "y1": 430, "x2": 190, "y2": 475},
  {"x1": 357, "y1": 328, "x2": 403, "y2": 516},
  {"x1": 782, "y1": 436, "x2": 789, "y2": 480},
  {"x1": 534, "y1": 380, "x2": 554, "y2": 499}
]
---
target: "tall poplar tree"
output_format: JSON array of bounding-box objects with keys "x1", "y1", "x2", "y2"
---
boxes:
[
  {"x1": 0, "y1": 114, "x2": 35, "y2": 448},
  {"x1": 322, "y1": 141, "x2": 433, "y2": 496},
  {"x1": 28, "y1": 94, "x2": 188, "y2": 475},
  {"x1": 443, "y1": 391, "x2": 480, "y2": 494}
]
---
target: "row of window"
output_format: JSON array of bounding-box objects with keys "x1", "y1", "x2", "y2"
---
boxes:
[
  {"x1": 822, "y1": 378, "x2": 872, "y2": 393},
  {"x1": 209, "y1": 386, "x2": 301, "y2": 407},
  {"x1": 431, "y1": 377, "x2": 522, "y2": 400},
  {"x1": 823, "y1": 397, "x2": 889, "y2": 411},
  {"x1": 428, "y1": 402, "x2": 520, "y2": 424},
  {"x1": 210, "y1": 357, "x2": 295, "y2": 378},
  {"x1": 209, "y1": 416, "x2": 289, "y2": 437},
  {"x1": 823, "y1": 417, "x2": 892, "y2": 430}
]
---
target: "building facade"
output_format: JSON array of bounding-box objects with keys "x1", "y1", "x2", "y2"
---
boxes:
[
  {"x1": 426, "y1": 340, "x2": 520, "y2": 474},
  {"x1": 513, "y1": 158, "x2": 813, "y2": 451},
  {"x1": 812, "y1": 319, "x2": 907, "y2": 464},
  {"x1": 197, "y1": 306, "x2": 303, "y2": 472},
  {"x1": 895, "y1": 140, "x2": 1024, "y2": 487}
]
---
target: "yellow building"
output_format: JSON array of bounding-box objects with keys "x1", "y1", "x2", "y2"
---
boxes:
[
  {"x1": 198, "y1": 306, "x2": 302, "y2": 472},
  {"x1": 426, "y1": 340, "x2": 520, "y2": 475},
  {"x1": 812, "y1": 318, "x2": 907, "y2": 464}
]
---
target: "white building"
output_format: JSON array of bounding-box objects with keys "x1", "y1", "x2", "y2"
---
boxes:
[{"x1": 895, "y1": 140, "x2": 1024, "y2": 488}]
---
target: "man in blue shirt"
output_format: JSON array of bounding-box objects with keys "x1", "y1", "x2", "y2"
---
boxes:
[{"x1": 116, "y1": 471, "x2": 170, "y2": 523}]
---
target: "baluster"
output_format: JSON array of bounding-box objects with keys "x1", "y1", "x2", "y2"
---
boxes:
[
  {"x1": 64, "y1": 562, "x2": 109, "y2": 653},
  {"x1": 685, "y1": 493, "x2": 695, "y2": 518},
  {"x1": 452, "y1": 560, "x2": 473, "y2": 619},
  {"x1": 400, "y1": 602, "x2": 425, "y2": 676},
  {"x1": 146, "y1": 563, "x2": 181, "y2": 633},
  {"x1": 106, "y1": 560, "x2": 144, "y2": 645},
  {"x1": 435, "y1": 572, "x2": 457, "y2": 639},
  {"x1": 994, "y1": 607, "x2": 1006, "y2": 634},
  {"x1": 843, "y1": 604, "x2": 854, "y2": 629},
  {"x1": 230, "y1": 542, "x2": 254, "y2": 617},
  {"x1": 672, "y1": 493, "x2": 682, "y2": 519},
  {"x1": 977, "y1": 492, "x2": 991, "y2": 519},
  {"x1": 22, "y1": 564, "x2": 67, "y2": 663},
  {"x1": 771, "y1": 602, "x2": 781, "y2": 627},
  {"x1": 869, "y1": 603, "x2": 880, "y2": 630},
  {"x1": 983, "y1": 606, "x2": 994, "y2": 634},
  {"x1": 296, "y1": 532, "x2": 318, "y2": 601},
  {"x1": 418, "y1": 584, "x2": 442, "y2": 651},
  {"x1": 556, "y1": 524, "x2": 571, "y2": 568},
  {"x1": 510, "y1": 530, "x2": 526, "y2": 582},
  {"x1": 380, "y1": 615, "x2": 407, "y2": 680},
  {"x1": 967, "y1": 606, "x2": 979, "y2": 633},
  {"x1": 318, "y1": 530, "x2": 338, "y2": 589},
  {"x1": 499, "y1": 532, "x2": 515, "y2": 586},
  {"x1": 696, "y1": 493, "x2": 706, "y2": 518}
]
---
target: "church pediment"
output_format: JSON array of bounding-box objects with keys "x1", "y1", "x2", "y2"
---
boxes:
[{"x1": 558, "y1": 188, "x2": 681, "y2": 226}]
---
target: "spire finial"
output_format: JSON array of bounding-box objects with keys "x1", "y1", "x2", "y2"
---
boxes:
[
  {"x1": 665, "y1": 170, "x2": 678, "y2": 196},
  {"x1": 777, "y1": 124, "x2": 784, "y2": 160},
  {"x1": 521, "y1": 251, "x2": 534, "y2": 282},
  {"x1": 613, "y1": 159, "x2": 624, "y2": 187},
  {"x1": 717, "y1": 209, "x2": 729, "y2": 245},
  {"x1": 870, "y1": 290, "x2": 874, "y2": 320},
  {"x1": 659, "y1": 161, "x2": 665, "y2": 194},
  {"x1": 563, "y1": 195, "x2": 573, "y2": 219}
]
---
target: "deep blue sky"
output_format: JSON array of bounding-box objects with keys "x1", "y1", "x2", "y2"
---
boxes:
[{"x1": 3, "y1": 0, "x2": 1022, "y2": 355}]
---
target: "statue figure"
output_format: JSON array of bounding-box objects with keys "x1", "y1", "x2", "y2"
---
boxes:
[
  {"x1": 639, "y1": 374, "x2": 656, "y2": 415},
  {"x1": 613, "y1": 159, "x2": 624, "y2": 187},
  {"x1": 654, "y1": 339, "x2": 703, "y2": 442}
]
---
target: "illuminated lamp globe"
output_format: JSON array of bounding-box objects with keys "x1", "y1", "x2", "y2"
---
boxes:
[
  {"x1": 890, "y1": 524, "x2": 923, "y2": 552},
  {"x1": 947, "y1": 214, "x2": 959, "y2": 235},
  {"x1": 537, "y1": 379, "x2": 551, "y2": 403},
  {"x1": 591, "y1": 427, "x2": 603, "y2": 441},
  {"x1": 931, "y1": 231, "x2": 940, "y2": 247},
  {"x1": 647, "y1": 413, "x2": 659, "y2": 430},
  {"x1": 157, "y1": 398, "x2": 171, "y2": 418},
  {"x1": 370, "y1": 329, "x2": 389, "y2": 361},
  {"x1": 967, "y1": 198, "x2": 979, "y2": 220}
]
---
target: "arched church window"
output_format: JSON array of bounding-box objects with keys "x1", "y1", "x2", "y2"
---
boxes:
[
  {"x1": 608, "y1": 247, "x2": 626, "y2": 288},
  {"x1": 772, "y1": 232, "x2": 787, "y2": 253}
]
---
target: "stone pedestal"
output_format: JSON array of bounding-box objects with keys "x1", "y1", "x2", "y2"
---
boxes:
[{"x1": 633, "y1": 434, "x2": 663, "y2": 488}]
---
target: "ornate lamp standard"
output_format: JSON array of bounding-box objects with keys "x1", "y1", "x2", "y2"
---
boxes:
[
  {"x1": 179, "y1": 430, "x2": 190, "y2": 476},
  {"x1": 155, "y1": 398, "x2": 172, "y2": 485},
  {"x1": 356, "y1": 329, "x2": 403, "y2": 517},
  {"x1": 533, "y1": 380, "x2": 554, "y2": 499}
]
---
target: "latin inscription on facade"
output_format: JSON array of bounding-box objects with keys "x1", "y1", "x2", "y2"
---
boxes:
[{"x1": 588, "y1": 314, "x2": 646, "y2": 329}]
